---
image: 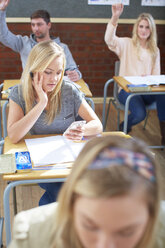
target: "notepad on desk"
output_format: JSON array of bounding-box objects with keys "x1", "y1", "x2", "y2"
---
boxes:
[
  {"x1": 124, "y1": 75, "x2": 165, "y2": 86},
  {"x1": 0, "y1": 151, "x2": 32, "y2": 174},
  {"x1": 127, "y1": 84, "x2": 152, "y2": 92},
  {"x1": 25, "y1": 136, "x2": 86, "y2": 167}
]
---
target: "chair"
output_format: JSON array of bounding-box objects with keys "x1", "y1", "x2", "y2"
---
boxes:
[
  {"x1": 102, "y1": 61, "x2": 157, "y2": 132},
  {"x1": 102, "y1": 61, "x2": 124, "y2": 131},
  {"x1": 0, "y1": 139, "x2": 4, "y2": 248},
  {"x1": 0, "y1": 83, "x2": 4, "y2": 141}
]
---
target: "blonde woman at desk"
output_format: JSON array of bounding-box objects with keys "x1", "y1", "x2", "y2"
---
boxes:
[
  {"x1": 105, "y1": 3, "x2": 165, "y2": 144},
  {"x1": 7, "y1": 40, "x2": 102, "y2": 205},
  {"x1": 9, "y1": 135, "x2": 165, "y2": 248}
]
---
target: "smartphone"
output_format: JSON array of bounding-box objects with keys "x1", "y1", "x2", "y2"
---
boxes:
[{"x1": 69, "y1": 121, "x2": 86, "y2": 130}]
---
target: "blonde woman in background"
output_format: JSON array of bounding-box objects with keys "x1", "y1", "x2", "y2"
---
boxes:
[
  {"x1": 104, "y1": 3, "x2": 165, "y2": 144},
  {"x1": 7, "y1": 40, "x2": 102, "y2": 205},
  {"x1": 9, "y1": 135, "x2": 165, "y2": 248}
]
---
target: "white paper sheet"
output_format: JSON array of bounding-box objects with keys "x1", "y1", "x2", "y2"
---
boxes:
[
  {"x1": 124, "y1": 75, "x2": 165, "y2": 86},
  {"x1": 88, "y1": 0, "x2": 129, "y2": 5},
  {"x1": 25, "y1": 136, "x2": 86, "y2": 166},
  {"x1": 141, "y1": 0, "x2": 165, "y2": 6}
]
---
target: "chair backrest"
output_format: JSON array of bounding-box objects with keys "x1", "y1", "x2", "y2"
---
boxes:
[
  {"x1": 114, "y1": 61, "x2": 120, "y2": 76},
  {"x1": 113, "y1": 61, "x2": 122, "y2": 105},
  {"x1": 0, "y1": 83, "x2": 4, "y2": 140}
]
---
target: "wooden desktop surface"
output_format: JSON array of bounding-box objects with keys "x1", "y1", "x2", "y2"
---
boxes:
[
  {"x1": 113, "y1": 76, "x2": 165, "y2": 93},
  {"x1": 3, "y1": 132, "x2": 128, "y2": 181},
  {"x1": 2, "y1": 78, "x2": 92, "y2": 99}
]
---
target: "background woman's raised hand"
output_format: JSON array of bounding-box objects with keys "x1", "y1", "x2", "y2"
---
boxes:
[
  {"x1": 0, "y1": 0, "x2": 10, "y2": 10},
  {"x1": 111, "y1": 3, "x2": 124, "y2": 24}
]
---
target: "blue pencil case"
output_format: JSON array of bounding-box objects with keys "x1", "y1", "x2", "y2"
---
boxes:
[
  {"x1": 127, "y1": 84, "x2": 148, "y2": 87},
  {"x1": 127, "y1": 84, "x2": 151, "y2": 92}
]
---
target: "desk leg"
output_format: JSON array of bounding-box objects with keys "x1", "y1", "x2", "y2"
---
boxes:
[
  {"x1": 123, "y1": 92, "x2": 165, "y2": 149},
  {"x1": 102, "y1": 82, "x2": 108, "y2": 130},
  {"x1": 102, "y1": 79, "x2": 114, "y2": 131},
  {"x1": 3, "y1": 181, "x2": 14, "y2": 247},
  {"x1": 2, "y1": 100, "x2": 8, "y2": 138},
  {"x1": 4, "y1": 178, "x2": 66, "y2": 247},
  {"x1": 0, "y1": 83, "x2": 4, "y2": 140},
  {"x1": 0, "y1": 217, "x2": 4, "y2": 248}
]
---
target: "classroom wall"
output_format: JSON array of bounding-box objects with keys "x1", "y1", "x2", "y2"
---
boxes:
[{"x1": 0, "y1": 22, "x2": 165, "y2": 97}]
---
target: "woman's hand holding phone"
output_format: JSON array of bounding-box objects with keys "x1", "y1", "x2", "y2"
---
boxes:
[{"x1": 63, "y1": 121, "x2": 86, "y2": 141}]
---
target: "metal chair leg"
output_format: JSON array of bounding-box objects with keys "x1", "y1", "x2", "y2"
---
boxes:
[
  {"x1": 102, "y1": 79, "x2": 114, "y2": 130},
  {"x1": 0, "y1": 217, "x2": 4, "y2": 248},
  {"x1": 104, "y1": 98, "x2": 112, "y2": 131}
]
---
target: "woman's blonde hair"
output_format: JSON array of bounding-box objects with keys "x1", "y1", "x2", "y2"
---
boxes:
[
  {"x1": 132, "y1": 13, "x2": 158, "y2": 64},
  {"x1": 21, "y1": 40, "x2": 66, "y2": 124},
  {"x1": 50, "y1": 135, "x2": 161, "y2": 248}
]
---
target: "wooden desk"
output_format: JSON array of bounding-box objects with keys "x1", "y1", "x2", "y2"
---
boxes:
[
  {"x1": 113, "y1": 76, "x2": 165, "y2": 146},
  {"x1": 75, "y1": 79, "x2": 92, "y2": 97},
  {"x1": 113, "y1": 76, "x2": 165, "y2": 93},
  {"x1": 3, "y1": 134, "x2": 72, "y2": 181},
  {"x1": 3, "y1": 132, "x2": 128, "y2": 182},
  {"x1": 3, "y1": 132, "x2": 127, "y2": 246},
  {"x1": 2, "y1": 78, "x2": 92, "y2": 100}
]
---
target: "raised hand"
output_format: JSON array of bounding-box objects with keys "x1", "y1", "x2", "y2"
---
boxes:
[
  {"x1": 112, "y1": 3, "x2": 124, "y2": 19},
  {"x1": 0, "y1": 0, "x2": 10, "y2": 10},
  {"x1": 32, "y1": 72, "x2": 48, "y2": 107}
]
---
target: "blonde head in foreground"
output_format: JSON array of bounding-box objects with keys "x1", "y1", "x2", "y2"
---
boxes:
[{"x1": 50, "y1": 135, "x2": 161, "y2": 248}]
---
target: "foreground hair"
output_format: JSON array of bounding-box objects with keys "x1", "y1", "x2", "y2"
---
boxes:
[
  {"x1": 21, "y1": 40, "x2": 65, "y2": 124},
  {"x1": 50, "y1": 135, "x2": 161, "y2": 248},
  {"x1": 132, "y1": 13, "x2": 158, "y2": 64}
]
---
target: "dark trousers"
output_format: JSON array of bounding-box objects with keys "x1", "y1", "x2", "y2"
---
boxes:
[
  {"x1": 38, "y1": 182, "x2": 63, "y2": 206},
  {"x1": 118, "y1": 89, "x2": 165, "y2": 131}
]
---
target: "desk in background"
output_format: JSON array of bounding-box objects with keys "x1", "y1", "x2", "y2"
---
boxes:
[
  {"x1": 1, "y1": 78, "x2": 94, "y2": 138},
  {"x1": 113, "y1": 76, "x2": 165, "y2": 149},
  {"x1": 114, "y1": 76, "x2": 165, "y2": 93},
  {"x1": 3, "y1": 132, "x2": 127, "y2": 246},
  {"x1": 1, "y1": 79, "x2": 93, "y2": 100}
]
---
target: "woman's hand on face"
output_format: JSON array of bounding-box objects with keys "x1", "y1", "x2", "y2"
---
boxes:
[
  {"x1": 32, "y1": 72, "x2": 48, "y2": 106},
  {"x1": 112, "y1": 3, "x2": 124, "y2": 19}
]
